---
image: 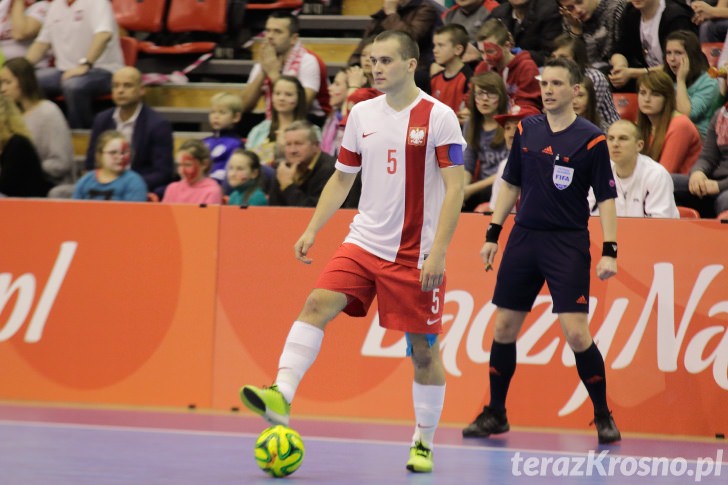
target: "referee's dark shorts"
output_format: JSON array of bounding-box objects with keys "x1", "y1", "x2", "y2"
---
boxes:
[{"x1": 492, "y1": 225, "x2": 591, "y2": 314}]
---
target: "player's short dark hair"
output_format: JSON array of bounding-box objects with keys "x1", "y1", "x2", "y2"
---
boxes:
[
  {"x1": 434, "y1": 24, "x2": 470, "y2": 54},
  {"x1": 543, "y1": 57, "x2": 583, "y2": 85},
  {"x1": 269, "y1": 11, "x2": 299, "y2": 34},
  {"x1": 375, "y1": 30, "x2": 420, "y2": 62}
]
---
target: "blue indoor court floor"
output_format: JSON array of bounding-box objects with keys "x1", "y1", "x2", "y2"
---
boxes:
[{"x1": 0, "y1": 402, "x2": 725, "y2": 484}]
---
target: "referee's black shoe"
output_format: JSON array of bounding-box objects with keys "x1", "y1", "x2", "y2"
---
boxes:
[
  {"x1": 462, "y1": 406, "x2": 510, "y2": 437},
  {"x1": 592, "y1": 409, "x2": 621, "y2": 444}
]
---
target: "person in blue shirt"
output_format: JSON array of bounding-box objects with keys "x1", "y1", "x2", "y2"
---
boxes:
[
  {"x1": 204, "y1": 92, "x2": 244, "y2": 184},
  {"x1": 73, "y1": 130, "x2": 147, "y2": 201},
  {"x1": 463, "y1": 57, "x2": 621, "y2": 445}
]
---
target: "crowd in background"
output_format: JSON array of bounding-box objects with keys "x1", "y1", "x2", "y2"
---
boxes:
[{"x1": 1, "y1": 0, "x2": 728, "y2": 218}]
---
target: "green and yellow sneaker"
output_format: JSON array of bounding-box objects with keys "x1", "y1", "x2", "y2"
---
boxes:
[
  {"x1": 239, "y1": 384, "x2": 290, "y2": 426},
  {"x1": 406, "y1": 441, "x2": 433, "y2": 473}
]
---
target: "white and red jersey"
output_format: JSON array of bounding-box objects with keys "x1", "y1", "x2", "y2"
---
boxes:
[{"x1": 336, "y1": 90, "x2": 465, "y2": 269}]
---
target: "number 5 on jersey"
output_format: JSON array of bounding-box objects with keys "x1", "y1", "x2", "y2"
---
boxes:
[{"x1": 387, "y1": 149, "x2": 397, "y2": 174}]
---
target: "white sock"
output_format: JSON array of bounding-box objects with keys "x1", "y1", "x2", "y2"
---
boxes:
[
  {"x1": 411, "y1": 382, "x2": 445, "y2": 449},
  {"x1": 275, "y1": 321, "x2": 324, "y2": 404}
]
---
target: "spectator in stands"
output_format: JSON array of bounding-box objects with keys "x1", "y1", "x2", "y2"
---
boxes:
[
  {"x1": 474, "y1": 18, "x2": 541, "y2": 110},
  {"x1": 163, "y1": 140, "x2": 223, "y2": 204},
  {"x1": 573, "y1": 76, "x2": 605, "y2": 131},
  {"x1": 462, "y1": 72, "x2": 510, "y2": 212},
  {"x1": 205, "y1": 92, "x2": 244, "y2": 184},
  {"x1": 269, "y1": 120, "x2": 355, "y2": 207},
  {"x1": 692, "y1": 0, "x2": 728, "y2": 43},
  {"x1": 85, "y1": 67, "x2": 174, "y2": 196},
  {"x1": 348, "y1": 0, "x2": 441, "y2": 92},
  {"x1": 246, "y1": 75, "x2": 310, "y2": 167},
  {"x1": 321, "y1": 70, "x2": 347, "y2": 157},
  {"x1": 1, "y1": 0, "x2": 49, "y2": 67},
  {"x1": 344, "y1": 38, "x2": 383, "y2": 124},
  {"x1": 550, "y1": 34, "x2": 620, "y2": 130},
  {"x1": 430, "y1": 24, "x2": 472, "y2": 116},
  {"x1": 25, "y1": 0, "x2": 124, "y2": 129},
  {"x1": 672, "y1": 104, "x2": 728, "y2": 217},
  {"x1": 1, "y1": 57, "x2": 74, "y2": 188},
  {"x1": 226, "y1": 149, "x2": 268, "y2": 206},
  {"x1": 637, "y1": 70, "x2": 702, "y2": 175},
  {"x1": 609, "y1": 0, "x2": 696, "y2": 92},
  {"x1": 442, "y1": 0, "x2": 497, "y2": 42},
  {"x1": 346, "y1": 36, "x2": 375, "y2": 92},
  {"x1": 441, "y1": 0, "x2": 499, "y2": 64},
  {"x1": 0, "y1": 92, "x2": 51, "y2": 197},
  {"x1": 588, "y1": 120, "x2": 679, "y2": 218},
  {"x1": 489, "y1": 103, "x2": 541, "y2": 213},
  {"x1": 240, "y1": 12, "x2": 330, "y2": 125},
  {"x1": 72, "y1": 130, "x2": 147, "y2": 202},
  {"x1": 555, "y1": 0, "x2": 626, "y2": 74},
  {"x1": 487, "y1": 0, "x2": 562, "y2": 66},
  {"x1": 663, "y1": 30, "x2": 721, "y2": 138}
]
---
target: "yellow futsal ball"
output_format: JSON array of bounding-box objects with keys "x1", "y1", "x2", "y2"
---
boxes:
[{"x1": 254, "y1": 425, "x2": 305, "y2": 478}]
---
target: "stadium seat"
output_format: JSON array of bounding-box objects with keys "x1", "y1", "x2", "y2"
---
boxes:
[
  {"x1": 612, "y1": 93, "x2": 638, "y2": 122},
  {"x1": 112, "y1": 0, "x2": 166, "y2": 33},
  {"x1": 677, "y1": 206, "x2": 700, "y2": 219},
  {"x1": 120, "y1": 36, "x2": 139, "y2": 66},
  {"x1": 137, "y1": 0, "x2": 226, "y2": 55},
  {"x1": 701, "y1": 42, "x2": 723, "y2": 68}
]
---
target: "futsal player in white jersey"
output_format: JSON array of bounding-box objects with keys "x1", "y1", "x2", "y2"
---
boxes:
[{"x1": 241, "y1": 30, "x2": 466, "y2": 474}]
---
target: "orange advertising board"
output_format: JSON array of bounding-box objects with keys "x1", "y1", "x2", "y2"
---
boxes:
[
  {"x1": 1, "y1": 200, "x2": 726, "y2": 437},
  {"x1": 0, "y1": 200, "x2": 219, "y2": 408},
  {"x1": 214, "y1": 207, "x2": 728, "y2": 437}
]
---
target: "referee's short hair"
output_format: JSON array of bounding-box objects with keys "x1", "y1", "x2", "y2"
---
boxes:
[
  {"x1": 375, "y1": 30, "x2": 420, "y2": 63},
  {"x1": 543, "y1": 57, "x2": 583, "y2": 86}
]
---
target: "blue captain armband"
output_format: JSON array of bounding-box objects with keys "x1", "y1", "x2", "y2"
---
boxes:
[
  {"x1": 436, "y1": 144, "x2": 464, "y2": 166},
  {"x1": 448, "y1": 144, "x2": 464, "y2": 166}
]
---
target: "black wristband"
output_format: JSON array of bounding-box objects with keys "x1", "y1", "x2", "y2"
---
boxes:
[
  {"x1": 602, "y1": 241, "x2": 617, "y2": 258},
  {"x1": 485, "y1": 223, "x2": 502, "y2": 243}
]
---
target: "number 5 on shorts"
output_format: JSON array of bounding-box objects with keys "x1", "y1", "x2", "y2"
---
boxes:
[{"x1": 431, "y1": 288, "x2": 440, "y2": 314}]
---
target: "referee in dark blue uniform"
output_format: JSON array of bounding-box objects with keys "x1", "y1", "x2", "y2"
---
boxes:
[{"x1": 463, "y1": 57, "x2": 621, "y2": 444}]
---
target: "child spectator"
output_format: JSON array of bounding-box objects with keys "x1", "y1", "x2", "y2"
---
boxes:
[
  {"x1": 0, "y1": 91, "x2": 52, "y2": 197},
  {"x1": 246, "y1": 75, "x2": 309, "y2": 166},
  {"x1": 227, "y1": 149, "x2": 267, "y2": 206},
  {"x1": 474, "y1": 18, "x2": 542, "y2": 110},
  {"x1": 573, "y1": 76, "x2": 605, "y2": 132},
  {"x1": 204, "y1": 92, "x2": 243, "y2": 183},
  {"x1": 72, "y1": 130, "x2": 147, "y2": 201},
  {"x1": 163, "y1": 140, "x2": 223, "y2": 204},
  {"x1": 637, "y1": 70, "x2": 702, "y2": 175},
  {"x1": 1, "y1": 57, "x2": 74, "y2": 188},
  {"x1": 430, "y1": 24, "x2": 472, "y2": 116},
  {"x1": 490, "y1": 103, "x2": 541, "y2": 212},
  {"x1": 463, "y1": 72, "x2": 510, "y2": 211},
  {"x1": 663, "y1": 30, "x2": 721, "y2": 138}
]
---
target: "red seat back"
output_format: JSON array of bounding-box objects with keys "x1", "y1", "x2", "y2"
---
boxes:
[
  {"x1": 120, "y1": 36, "x2": 138, "y2": 66},
  {"x1": 112, "y1": 0, "x2": 167, "y2": 33},
  {"x1": 612, "y1": 93, "x2": 639, "y2": 122},
  {"x1": 701, "y1": 42, "x2": 723, "y2": 68},
  {"x1": 677, "y1": 206, "x2": 700, "y2": 219},
  {"x1": 167, "y1": 0, "x2": 227, "y2": 33}
]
